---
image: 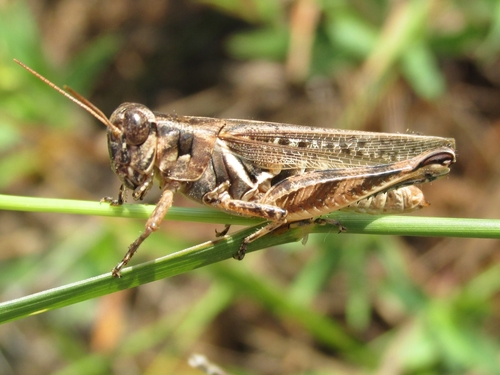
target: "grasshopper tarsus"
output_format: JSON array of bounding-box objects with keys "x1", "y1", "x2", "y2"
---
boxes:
[
  {"x1": 111, "y1": 265, "x2": 124, "y2": 278},
  {"x1": 111, "y1": 225, "x2": 151, "y2": 277},
  {"x1": 111, "y1": 237, "x2": 143, "y2": 278},
  {"x1": 288, "y1": 218, "x2": 345, "y2": 246},
  {"x1": 101, "y1": 184, "x2": 127, "y2": 206},
  {"x1": 101, "y1": 196, "x2": 122, "y2": 206},
  {"x1": 215, "y1": 224, "x2": 231, "y2": 237},
  {"x1": 111, "y1": 188, "x2": 174, "y2": 277},
  {"x1": 313, "y1": 218, "x2": 347, "y2": 233},
  {"x1": 289, "y1": 217, "x2": 346, "y2": 232},
  {"x1": 234, "y1": 244, "x2": 247, "y2": 261}
]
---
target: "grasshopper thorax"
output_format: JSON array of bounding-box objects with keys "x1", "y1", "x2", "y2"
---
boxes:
[{"x1": 108, "y1": 103, "x2": 158, "y2": 198}]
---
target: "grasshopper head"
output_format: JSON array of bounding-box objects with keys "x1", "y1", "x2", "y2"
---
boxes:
[
  {"x1": 108, "y1": 103, "x2": 158, "y2": 198},
  {"x1": 13, "y1": 60, "x2": 158, "y2": 200}
]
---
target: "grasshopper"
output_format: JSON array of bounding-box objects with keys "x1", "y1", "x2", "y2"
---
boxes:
[{"x1": 16, "y1": 60, "x2": 456, "y2": 277}]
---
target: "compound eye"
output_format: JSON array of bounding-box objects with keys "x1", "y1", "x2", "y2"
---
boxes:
[{"x1": 123, "y1": 108, "x2": 150, "y2": 145}]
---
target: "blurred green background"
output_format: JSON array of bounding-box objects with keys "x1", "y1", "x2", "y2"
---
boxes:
[{"x1": 1, "y1": 0, "x2": 499, "y2": 374}]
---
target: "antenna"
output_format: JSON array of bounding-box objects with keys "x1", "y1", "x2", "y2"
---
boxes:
[{"x1": 14, "y1": 59, "x2": 121, "y2": 136}]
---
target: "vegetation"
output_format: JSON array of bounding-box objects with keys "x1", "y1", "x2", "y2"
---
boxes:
[{"x1": 1, "y1": 0, "x2": 499, "y2": 374}]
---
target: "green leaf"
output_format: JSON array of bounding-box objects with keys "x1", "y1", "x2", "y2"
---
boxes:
[{"x1": 401, "y1": 41, "x2": 446, "y2": 99}]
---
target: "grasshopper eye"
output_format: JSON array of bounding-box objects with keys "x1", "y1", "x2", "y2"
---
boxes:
[{"x1": 123, "y1": 108, "x2": 151, "y2": 145}]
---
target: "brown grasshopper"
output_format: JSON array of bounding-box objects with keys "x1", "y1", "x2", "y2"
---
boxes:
[{"x1": 16, "y1": 60, "x2": 456, "y2": 277}]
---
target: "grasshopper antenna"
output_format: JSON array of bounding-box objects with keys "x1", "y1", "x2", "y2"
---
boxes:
[{"x1": 14, "y1": 59, "x2": 121, "y2": 137}]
